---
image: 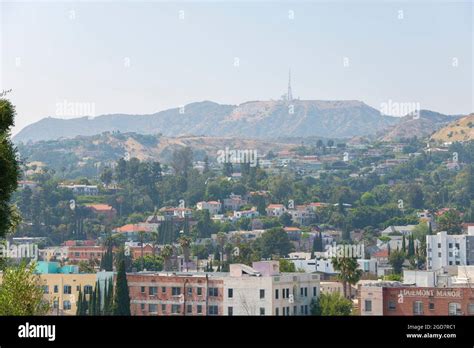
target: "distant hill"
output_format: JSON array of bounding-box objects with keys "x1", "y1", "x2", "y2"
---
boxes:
[
  {"x1": 15, "y1": 100, "x2": 403, "y2": 143},
  {"x1": 16, "y1": 132, "x2": 295, "y2": 175},
  {"x1": 430, "y1": 114, "x2": 474, "y2": 143},
  {"x1": 378, "y1": 110, "x2": 461, "y2": 142}
]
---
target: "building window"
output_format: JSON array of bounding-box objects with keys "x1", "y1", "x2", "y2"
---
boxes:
[
  {"x1": 413, "y1": 301, "x2": 424, "y2": 315},
  {"x1": 429, "y1": 302, "x2": 435, "y2": 310},
  {"x1": 197, "y1": 287, "x2": 202, "y2": 296},
  {"x1": 300, "y1": 305, "x2": 304, "y2": 314},
  {"x1": 149, "y1": 304, "x2": 158, "y2": 313},
  {"x1": 63, "y1": 285, "x2": 72, "y2": 294},
  {"x1": 260, "y1": 289, "x2": 265, "y2": 299},
  {"x1": 455, "y1": 243, "x2": 460, "y2": 249},
  {"x1": 282, "y1": 289, "x2": 286, "y2": 299},
  {"x1": 161, "y1": 286, "x2": 166, "y2": 293},
  {"x1": 228, "y1": 307, "x2": 233, "y2": 316},
  {"x1": 197, "y1": 305, "x2": 202, "y2": 314},
  {"x1": 286, "y1": 288, "x2": 290, "y2": 298},
  {"x1": 187, "y1": 304, "x2": 192, "y2": 314},
  {"x1": 305, "y1": 305, "x2": 308, "y2": 315},
  {"x1": 449, "y1": 252, "x2": 453, "y2": 257},
  {"x1": 455, "y1": 261, "x2": 460, "y2": 265},
  {"x1": 438, "y1": 252, "x2": 442, "y2": 257},
  {"x1": 84, "y1": 285, "x2": 93, "y2": 295},
  {"x1": 140, "y1": 303, "x2": 145, "y2": 311},
  {"x1": 76, "y1": 285, "x2": 80, "y2": 292},
  {"x1": 365, "y1": 300, "x2": 372, "y2": 312},
  {"x1": 300, "y1": 288, "x2": 304, "y2": 296},
  {"x1": 438, "y1": 243, "x2": 441, "y2": 248},
  {"x1": 448, "y1": 302, "x2": 461, "y2": 316},
  {"x1": 161, "y1": 304, "x2": 167, "y2": 314},
  {"x1": 304, "y1": 288, "x2": 308, "y2": 297},
  {"x1": 172, "y1": 287, "x2": 181, "y2": 296},
  {"x1": 275, "y1": 308, "x2": 279, "y2": 316},
  {"x1": 228, "y1": 288, "x2": 233, "y2": 298},
  {"x1": 149, "y1": 287, "x2": 158, "y2": 296},
  {"x1": 286, "y1": 307, "x2": 290, "y2": 315},
  {"x1": 54, "y1": 285, "x2": 58, "y2": 293},
  {"x1": 187, "y1": 287, "x2": 193, "y2": 296},
  {"x1": 313, "y1": 287, "x2": 317, "y2": 297},
  {"x1": 449, "y1": 243, "x2": 453, "y2": 248},
  {"x1": 42, "y1": 285, "x2": 49, "y2": 294},
  {"x1": 53, "y1": 300, "x2": 58, "y2": 309},
  {"x1": 141, "y1": 286, "x2": 145, "y2": 293},
  {"x1": 468, "y1": 303, "x2": 474, "y2": 315},
  {"x1": 275, "y1": 289, "x2": 279, "y2": 299},
  {"x1": 388, "y1": 301, "x2": 396, "y2": 311},
  {"x1": 260, "y1": 307, "x2": 265, "y2": 316},
  {"x1": 208, "y1": 305, "x2": 218, "y2": 315},
  {"x1": 171, "y1": 304, "x2": 181, "y2": 314},
  {"x1": 63, "y1": 300, "x2": 71, "y2": 310},
  {"x1": 293, "y1": 306, "x2": 297, "y2": 315},
  {"x1": 208, "y1": 288, "x2": 218, "y2": 297}
]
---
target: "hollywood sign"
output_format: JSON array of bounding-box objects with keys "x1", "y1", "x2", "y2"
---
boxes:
[{"x1": 398, "y1": 289, "x2": 461, "y2": 298}]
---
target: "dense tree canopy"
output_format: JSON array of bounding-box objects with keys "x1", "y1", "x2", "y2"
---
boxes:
[{"x1": 0, "y1": 99, "x2": 20, "y2": 237}]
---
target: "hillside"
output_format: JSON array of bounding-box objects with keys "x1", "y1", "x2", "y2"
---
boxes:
[
  {"x1": 14, "y1": 100, "x2": 402, "y2": 143},
  {"x1": 430, "y1": 114, "x2": 474, "y2": 143},
  {"x1": 378, "y1": 110, "x2": 460, "y2": 142},
  {"x1": 16, "y1": 132, "x2": 296, "y2": 174}
]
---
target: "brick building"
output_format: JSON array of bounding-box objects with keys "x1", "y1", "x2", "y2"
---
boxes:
[
  {"x1": 359, "y1": 283, "x2": 474, "y2": 316},
  {"x1": 67, "y1": 245, "x2": 105, "y2": 262},
  {"x1": 127, "y1": 261, "x2": 319, "y2": 316},
  {"x1": 128, "y1": 272, "x2": 224, "y2": 316}
]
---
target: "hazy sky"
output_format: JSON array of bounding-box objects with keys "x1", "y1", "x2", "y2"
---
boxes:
[{"x1": 1, "y1": 0, "x2": 472, "y2": 135}]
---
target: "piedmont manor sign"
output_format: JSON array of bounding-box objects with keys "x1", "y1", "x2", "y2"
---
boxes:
[{"x1": 397, "y1": 288, "x2": 462, "y2": 303}]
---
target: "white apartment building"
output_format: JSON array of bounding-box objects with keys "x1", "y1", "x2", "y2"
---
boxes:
[
  {"x1": 196, "y1": 201, "x2": 222, "y2": 215},
  {"x1": 222, "y1": 261, "x2": 320, "y2": 316},
  {"x1": 290, "y1": 257, "x2": 377, "y2": 275},
  {"x1": 233, "y1": 208, "x2": 259, "y2": 220},
  {"x1": 266, "y1": 204, "x2": 287, "y2": 217},
  {"x1": 59, "y1": 184, "x2": 99, "y2": 196},
  {"x1": 223, "y1": 194, "x2": 246, "y2": 211},
  {"x1": 426, "y1": 230, "x2": 474, "y2": 271}
]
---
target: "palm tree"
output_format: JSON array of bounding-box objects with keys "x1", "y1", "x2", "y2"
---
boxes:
[
  {"x1": 161, "y1": 244, "x2": 174, "y2": 272},
  {"x1": 331, "y1": 256, "x2": 362, "y2": 299},
  {"x1": 178, "y1": 236, "x2": 192, "y2": 272},
  {"x1": 216, "y1": 232, "x2": 227, "y2": 264},
  {"x1": 138, "y1": 230, "x2": 146, "y2": 271},
  {"x1": 150, "y1": 231, "x2": 159, "y2": 256}
]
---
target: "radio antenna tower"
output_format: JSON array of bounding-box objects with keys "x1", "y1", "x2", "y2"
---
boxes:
[{"x1": 287, "y1": 69, "x2": 293, "y2": 102}]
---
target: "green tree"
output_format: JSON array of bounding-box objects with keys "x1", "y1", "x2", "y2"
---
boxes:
[
  {"x1": 279, "y1": 258, "x2": 296, "y2": 272},
  {"x1": 312, "y1": 232, "x2": 324, "y2": 253},
  {"x1": 311, "y1": 292, "x2": 352, "y2": 316},
  {"x1": 258, "y1": 227, "x2": 294, "y2": 258},
  {"x1": 103, "y1": 278, "x2": 114, "y2": 315},
  {"x1": 178, "y1": 236, "x2": 192, "y2": 272},
  {"x1": 171, "y1": 147, "x2": 193, "y2": 177},
  {"x1": 161, "y1": 244, "x2": 174, "y2": 272},
  {"x1": 331, "y1": 257, "x2": 362, "y2": 299},
  {"x1": 389, "y1": 249, "x2": 405, "y2": 275},
  {"x1": 278, "y1": 212, "x2": 293, "y2": 227},
  {"x1": 407, "y1": 235, "x2": 415, "y2": 257},
  {"x1": 113, "y1": 255, "x2": 131, "y2": 316},
  {"x1": 437, "y1": 210, "x2": 462, "y2": 234},
  {"x1": 0, "y1": 99, "x2": 20, "y2": 237},
  {"x1": 100, "y1": 167, "x2": 113, "y2": 186},
  {"x1": 0, "y1": 262, "x2": 49, "y2": 315}
]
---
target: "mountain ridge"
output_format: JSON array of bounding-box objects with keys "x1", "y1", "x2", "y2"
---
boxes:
[{"x1": 14, "y1": 100, "x2": 460, "y2": 143}]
